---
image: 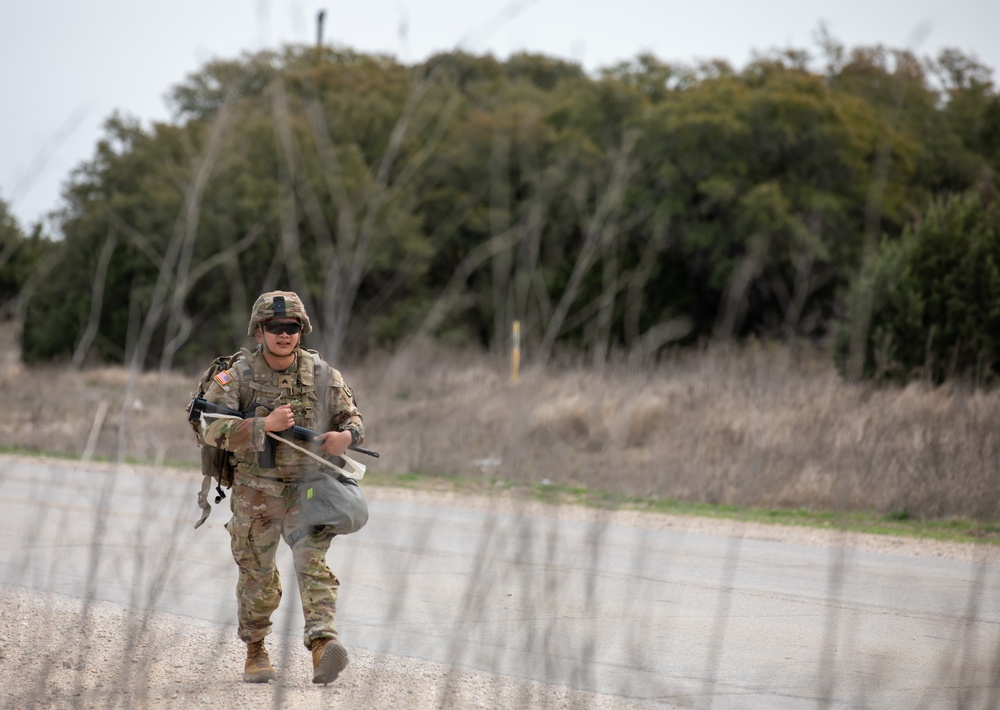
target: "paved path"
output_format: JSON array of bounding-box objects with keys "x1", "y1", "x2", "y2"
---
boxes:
[{"x1": 2, "y1": 455, "x2": 999, "y2": 708}]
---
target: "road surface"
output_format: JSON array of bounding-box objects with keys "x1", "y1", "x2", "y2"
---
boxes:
[{"x1": 2, "y1": 454, "x2": 999, "y2": 708}]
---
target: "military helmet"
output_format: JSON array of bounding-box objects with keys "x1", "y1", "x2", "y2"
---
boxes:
[{"x1": 247, "y1": 290, "x2": 313, "y2": 336}]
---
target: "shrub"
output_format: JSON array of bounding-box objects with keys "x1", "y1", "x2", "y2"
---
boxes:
[{"x1": 836, "y1": 190, "x2": 1000, "y2": 383}]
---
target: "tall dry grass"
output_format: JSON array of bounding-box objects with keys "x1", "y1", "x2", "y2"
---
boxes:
[{"x1": 2, "y1": 325, "x2": 999, "y2": 522}]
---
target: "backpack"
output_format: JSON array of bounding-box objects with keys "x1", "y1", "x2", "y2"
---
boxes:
[{"x1": 188, "y1": 349, "x2": 252, "y2": 528}]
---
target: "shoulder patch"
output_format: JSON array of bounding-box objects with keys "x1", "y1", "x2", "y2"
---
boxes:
[{"x1": 214, "y1": 369, "x2": 234, "y2": 388}]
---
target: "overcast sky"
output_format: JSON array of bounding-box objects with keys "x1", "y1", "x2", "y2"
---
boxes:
[{"x1": 2, "y1": 0, "x2": 998, "y2": 231}]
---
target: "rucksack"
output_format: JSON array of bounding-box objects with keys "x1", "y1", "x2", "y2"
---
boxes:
[{"x1": 188, "y1": 349, "x2": 252, "y2": 528}]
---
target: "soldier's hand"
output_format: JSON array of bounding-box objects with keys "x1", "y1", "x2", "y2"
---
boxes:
[
  {"x1": 316, "y1": 430, "x2": 352, "y2": 456},
  {"x1": 264, "y1": 404, "x2": 295, "y2": 432}
]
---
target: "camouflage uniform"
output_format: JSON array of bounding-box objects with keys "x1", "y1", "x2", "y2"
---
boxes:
[{"x1": 201, "y1": 296, "x2": 364, "y2": 652}]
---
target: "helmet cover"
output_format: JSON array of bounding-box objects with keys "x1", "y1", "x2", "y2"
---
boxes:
[{"x1": 247, "y1": 290, "x2": 313, "y2": 336}]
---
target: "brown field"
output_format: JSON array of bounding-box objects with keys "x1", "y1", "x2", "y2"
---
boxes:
[{"x1": 2, "y1": 323, "x2": 999, "y2": 523}]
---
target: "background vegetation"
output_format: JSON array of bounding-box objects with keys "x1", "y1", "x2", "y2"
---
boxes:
[{"x1": 3, "y1": 34, "x2": 998, "y2": 382}]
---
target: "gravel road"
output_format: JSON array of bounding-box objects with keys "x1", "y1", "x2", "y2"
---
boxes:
[{"x1": 0, "y1": 583, "x2": 660, "y2": 710}]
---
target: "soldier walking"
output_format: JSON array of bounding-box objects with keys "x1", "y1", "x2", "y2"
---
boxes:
[{"x1": 200, "y1": 291, "x2": 365, "y2": 684}]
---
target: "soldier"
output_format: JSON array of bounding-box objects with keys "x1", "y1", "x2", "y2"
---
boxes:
[{"x1": 200, "y1": 291, "x2": 365, "y2": 685}]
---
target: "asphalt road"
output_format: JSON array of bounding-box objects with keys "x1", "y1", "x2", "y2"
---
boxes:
[{"x1": 2, "y1": 454, "x2": 999, "y2": 709}]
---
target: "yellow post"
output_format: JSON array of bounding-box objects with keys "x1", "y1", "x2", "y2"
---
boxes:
[{"x1": 511, "y1": 320, "x2": 521, "y2": 384}]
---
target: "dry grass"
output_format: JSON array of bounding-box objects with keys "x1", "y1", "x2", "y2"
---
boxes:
[{"x1": 3, "y1": 326, "x2": 1000, "y2": 522}]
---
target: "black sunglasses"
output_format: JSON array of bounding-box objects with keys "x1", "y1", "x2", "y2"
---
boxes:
[{"x1": 263, "y1": 321, "x2": 302, "y2": 335}]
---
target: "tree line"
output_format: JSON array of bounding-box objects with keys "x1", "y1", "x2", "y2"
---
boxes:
[{"x1": 2, "y1": 33, "x2": 999, "y2": 381}]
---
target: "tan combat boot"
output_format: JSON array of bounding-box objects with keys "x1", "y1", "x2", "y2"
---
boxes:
[
  {"x1": 310, "y1": 637, "x2": 349, "y2": 684},
  {"x1": 243, "y1": 639, "x2": 276, "y2": 683}
]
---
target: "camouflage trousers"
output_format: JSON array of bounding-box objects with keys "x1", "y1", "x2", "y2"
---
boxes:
[{"x1": 226, "y1": 482, "x2": 340, "y2": 649}]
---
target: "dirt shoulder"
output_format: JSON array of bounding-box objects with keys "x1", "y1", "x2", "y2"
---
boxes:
[{"x1": 0, "y1": 584, "x2": 663, "y2": 710}]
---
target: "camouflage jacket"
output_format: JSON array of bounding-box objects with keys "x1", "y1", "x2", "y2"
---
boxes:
[{"x1": 201, "y1": 346, "x2": 364, "y2": 492}]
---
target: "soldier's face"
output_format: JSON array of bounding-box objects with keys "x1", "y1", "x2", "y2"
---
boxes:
[{"x1": 257, "y1": 318, "x2": 301, "y2": 356}]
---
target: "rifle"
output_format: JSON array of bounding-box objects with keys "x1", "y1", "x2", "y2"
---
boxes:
[{"x1": 187, "y1": 396, "x2": 380, "y2": 468}]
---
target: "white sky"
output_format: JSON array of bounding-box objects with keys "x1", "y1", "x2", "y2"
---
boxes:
[{"x1": 2, "y1": 0, "x2": 998, "y2": 231}]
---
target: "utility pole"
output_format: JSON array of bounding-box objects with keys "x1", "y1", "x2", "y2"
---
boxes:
[{"x1": 316, "y1": 9, "x2": 326, "y2": 50}]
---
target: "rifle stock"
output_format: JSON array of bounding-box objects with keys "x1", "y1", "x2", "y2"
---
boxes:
[{"x1": 188, "y1": 396, "x2": 380, "y2": 468}]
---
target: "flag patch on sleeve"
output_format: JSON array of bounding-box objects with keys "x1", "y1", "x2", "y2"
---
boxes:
[{"x1": 214, "y1": 370, "x2": 234, "y2": 387}]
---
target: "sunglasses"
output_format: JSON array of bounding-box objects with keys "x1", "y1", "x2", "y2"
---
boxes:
[{"x1": 263, "y1": 321, "x2": 302, "y2": 335}]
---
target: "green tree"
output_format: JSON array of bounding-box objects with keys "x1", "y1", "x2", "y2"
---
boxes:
[
  {"x1": 634, "y1": 58, "x2": 884, "y2": 341},
  {"x1": 23, "y1": 48, "x2": 438, "y2": 368},
  {"x1": 932, "y1": 48, "x2": 1000, "y2": 181},
  {"x1": 18, "y1": 40, "x2": 1000, "y2": 372},
  {"x1": 0, "y1": 199, "x2": 59, "y2": 322},
  {"x1": 836, "y1": 191, "x2": 1000, "y2": 382},
  {"x1": 0, "y1": 199, "x2": 27, "y2": 311}
]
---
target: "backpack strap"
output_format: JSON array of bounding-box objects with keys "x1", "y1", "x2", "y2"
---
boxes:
[
  {"x1": 233, "y1": 348, "x2": 254, "y2": 411},
  {"x1": 311, "y1": 350, "x2": 333, "y2": 427},
  {"x1": 314, "y1": 353, "x2": 332, "y2": 394}
]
